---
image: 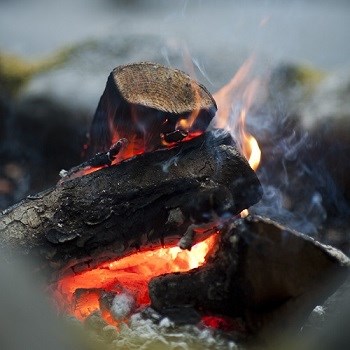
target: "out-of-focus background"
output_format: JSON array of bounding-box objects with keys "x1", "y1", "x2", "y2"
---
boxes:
[{"x1": 2, "y1": 0, "x2": 350, "y2": 67}]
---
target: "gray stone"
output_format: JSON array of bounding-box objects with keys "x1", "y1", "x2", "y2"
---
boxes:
[{"x1": 300, "y1": 68, "x2": 350, "y2": 142}]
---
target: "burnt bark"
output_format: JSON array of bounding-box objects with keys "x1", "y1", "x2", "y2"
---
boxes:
[
  {"x1": 149, "y1": 215, "x2": 350, "y2": 337},
  {"x1": 0, "y1": 131, "x2": 262, "y2": 279},
  {"x1": 87, "y1": 62, "x2": 217, "y2": 157}
]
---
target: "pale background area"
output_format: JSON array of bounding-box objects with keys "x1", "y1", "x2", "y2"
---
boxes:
[{"x1": 1, "y1": 0, "x2": 349, "y2": 70}]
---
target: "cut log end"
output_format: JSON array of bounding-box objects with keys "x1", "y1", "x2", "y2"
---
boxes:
[
  {"x1": 87, "y1": 62, "x2": 217, "y2": 157},
  {"x1": 112, "y1": 62, "x2": 217, "y2": 114}
]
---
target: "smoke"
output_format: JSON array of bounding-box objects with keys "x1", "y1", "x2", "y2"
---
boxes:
[
  {"x1": 247, "y1": 81, "x2": 350, "y2": 238},
  {"x1": 208, "y1": 57, "x2": 350, "y2": 240}
]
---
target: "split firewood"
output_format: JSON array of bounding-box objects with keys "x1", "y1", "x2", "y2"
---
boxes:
[
  {"x1": 149, "y1": 215, "x2": 350, "y2": 339},
  {"x1": 86, "y1": 62, "x2": 217, "y2": 159},
  {"x1": 0, "y1": 131, "x2": 262, "y2": 280}
]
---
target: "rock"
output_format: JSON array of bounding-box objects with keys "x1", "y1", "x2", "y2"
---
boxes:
[
  {"x1": 300, "y1": 68, "x2": 350, "y2": 202},
  {"x1": 0, "y1": 97, "x2": 88, "y2": 209},
  {"x1": 266, "y1": 63, "x2": 325, "y2": 117},
  {"x1": 149, "y1": 215, "x2": 350, "y2": 339},
  {"x1": 302, "y1": 276, "x2": 350, "y2": 350},
  {"x1": 300, "y1": 68, "x2": 350, "y2": 141}
]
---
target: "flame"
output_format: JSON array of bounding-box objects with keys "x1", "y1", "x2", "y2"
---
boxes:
[
  {"x1": 213, "y1": 57, "x2": 261, "y2": 172},
  {"x1": 53, "y1": 235, "x2": 217, "y2": 321},
  {"x1": 213, "y1": 57, "x2": 262, "y2": 219},
  {"x1": 238, "y1": 104, "x2": 261, "y2": 170},
  {"x1": 244, "y1": 133, "x2": 261, "y2": 170},
  {"x1": 56, "y1": 57, "x2": 264, "y2": 322},
  {"x1": 213, "y1": 57, "x2": 255, "y2": 129},
  {"x1": 175, "y1": 80, "x2": 201, "y2": 131}
]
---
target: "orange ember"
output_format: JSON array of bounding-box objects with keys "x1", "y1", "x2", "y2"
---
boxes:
[
  {"x1": 56, "y1": 58, "x2": 264, "y2": 324},
  {"x1": 53, "y1": 234, "x2": 217, "y2": 321}
]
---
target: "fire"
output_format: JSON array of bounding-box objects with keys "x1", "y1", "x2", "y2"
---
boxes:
[
  {"x1": 213, "y1": 57, "x2": 261, "y2": 172},
  {"x1": 237, "y1": 103, "x2": 261, "y2": 171},
  {"x1": 213, "y1": 57, "x2": 262, "y2": 219},
  {"x1": 53, "y1": 234, "x2": 217, "y2": 321},
  {"x1": 175, "y1": 82, "x2": 201, "y2": 132},
  {"x1": 245, "y1": 133, "x2": 261, "y2": 170},
  {"x1": 55, "y1": 58, "x2": 263, "y2": 324},
  {"x1": 213, "y1": 57, "x2": 255, "y2": 129}
]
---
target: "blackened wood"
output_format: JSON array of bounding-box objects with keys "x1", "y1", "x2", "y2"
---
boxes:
[
  {"x1": 0, "y1": 131, "x2": 262, "y2": 279},
  {"x1": 87, "y1": 62, "x2": 217, "y2": 157},
  {"x1": 149, "y1": 215, "x2": 350, "y2": 337}
]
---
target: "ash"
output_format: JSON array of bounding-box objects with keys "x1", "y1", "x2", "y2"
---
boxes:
[
  {"x1": 80, "y1": 310, "x2": 238, "y2": 350},
  {"x1": 110, "y1": 292, "x2": 136, "y2": 320}
]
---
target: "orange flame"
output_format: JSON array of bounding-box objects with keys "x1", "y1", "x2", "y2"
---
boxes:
[
  {"x1": 213, "y1": 57, "x2": 255, "y2": 129},
  {"x1": 213, "y1": 57, "x2": 261, "y2": 172},
  {"x1": 213, "y1": 57, "x2": 262, "y2": 218},
  {"x1": 53, "y1": 235, "x2": 217, "y2": 321},
  {"x1": 236, "y1": 80, "x2": 262, "y2": 171},
  {"x1": 55, "y1": 57, "x2": 264, "y2": 322}
]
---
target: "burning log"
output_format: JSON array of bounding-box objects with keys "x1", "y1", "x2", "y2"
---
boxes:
[
  {"x1": 149, "y1": 215, "x2": 350, "y2": 337},
  {"x1": 87, "y1": 62, "x2": 217, "y2": 159},
  {"x1": 0, "y1": 130, "x2": 262, "y2": 280}
]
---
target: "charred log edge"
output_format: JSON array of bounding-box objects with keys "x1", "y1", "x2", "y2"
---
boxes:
[
  {"x1": 71, "y1": 128, "x2": 236, "y2": 184},
  {"x1": 0, "y1": 129, "x2": 262, "y2": 283},
  {"x1": 0, "y1": 129, "x2": 234, "y2": 216},
  {"x1": 244, "y1": 215, "x2": 350, "y2": 267},
  {"x1": 148, "y1": 215, "x2": 350, "y2": 334}
]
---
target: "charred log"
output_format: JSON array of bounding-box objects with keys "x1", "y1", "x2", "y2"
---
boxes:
[
  {"x1": 149, "y1": 215, "x2": 350, "y2": 337},
  {"x1": 0, "y1": 131, "x2": 262, "y2": 280},
  {"x1": 87, "y1": 62, "x2": 217, "y2": 157}
]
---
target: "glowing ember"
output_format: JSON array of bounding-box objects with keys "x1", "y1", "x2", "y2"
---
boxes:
[
  {"x1": 54, "y1": 58, "x2": 263, "y2": 324},
  {"x1": 202, "y1": 315, "x2": 246, "y2": 333},
  {"x1": 53, "y1": 235, "x2": 217, "y2": 321},
  {"x1": 175, "y1": 85, "x2": 201, "y2": 131}
]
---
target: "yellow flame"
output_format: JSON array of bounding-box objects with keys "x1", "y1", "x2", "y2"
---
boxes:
[
  {"x1": 213, "y1": 58, "x2": 261, "y2": 171},
  {"x1": 212, "y1": 57, "x2": 262, "y2": 217},
  {"x1": 240, "y1": 209, "x2": 249, "y2": 218},
  {"x1": 237, "y1": 112, "x2": 261, "y2": 172},
  {"x1": 245, "y1": 134, "x2": 261, "y2": 170}
]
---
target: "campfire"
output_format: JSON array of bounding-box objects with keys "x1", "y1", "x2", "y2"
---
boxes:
[
  {"x1": 52, "y1": 61, "x2": 264, "y2": 325},
  {"x1": 0, "y1": 60, "x2": 348, "y2": 344}
]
